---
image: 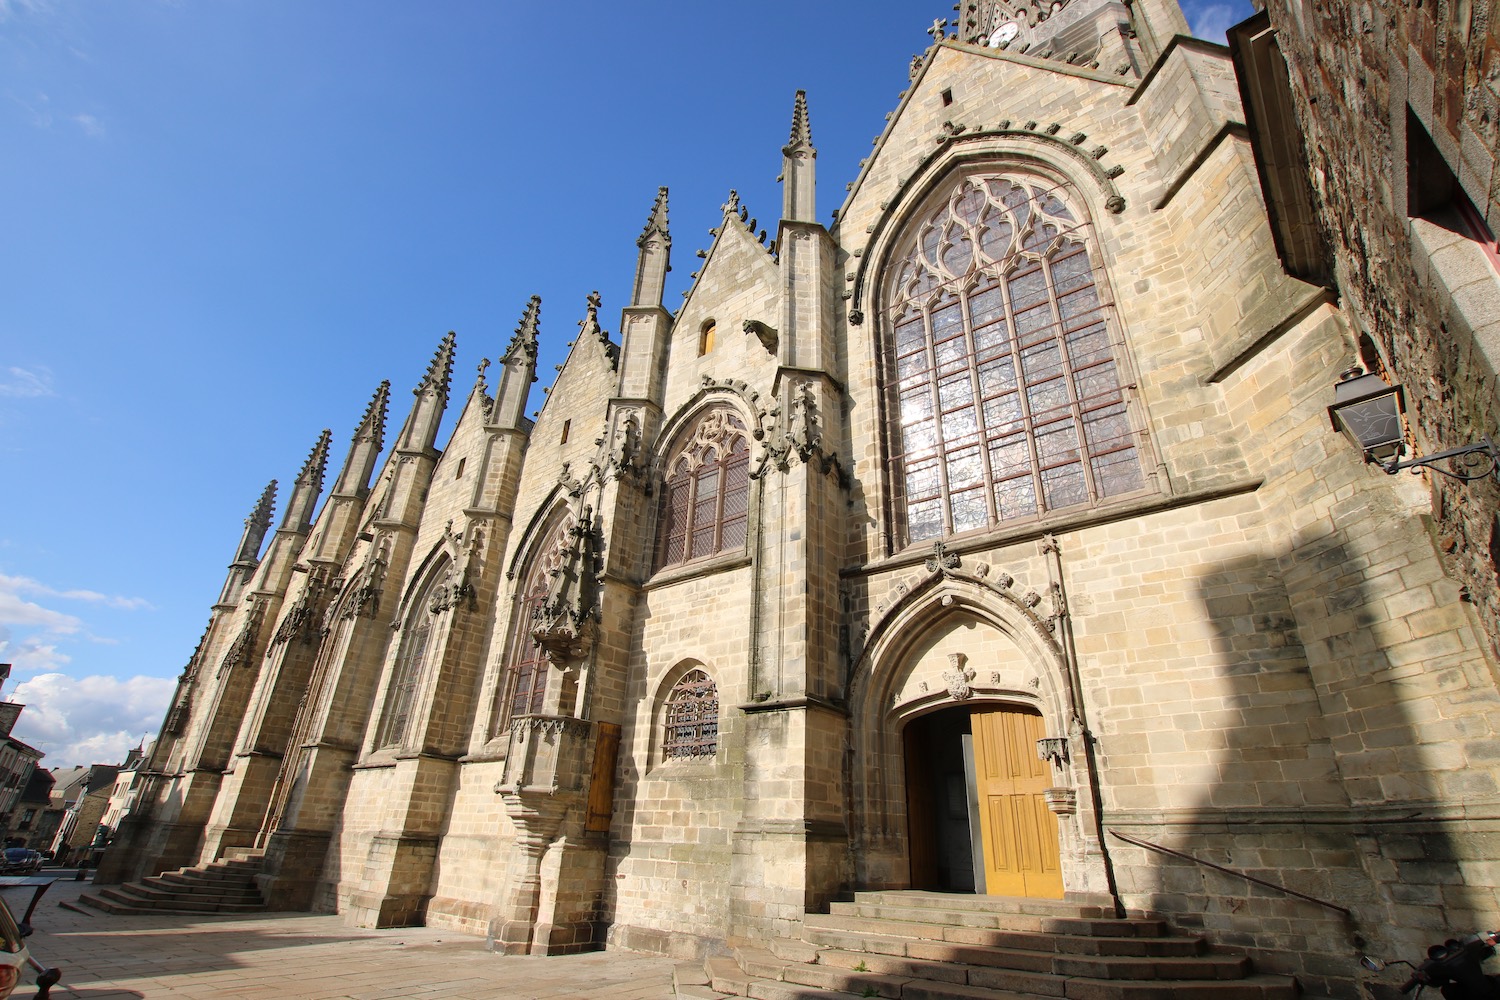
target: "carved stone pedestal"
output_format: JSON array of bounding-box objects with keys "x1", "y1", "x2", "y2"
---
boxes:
[{"x1": 492, "y1": 715, "x2": 597, "y2": 955}]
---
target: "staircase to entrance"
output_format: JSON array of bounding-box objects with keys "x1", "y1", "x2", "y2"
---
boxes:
[
  {"x1": 75, "y1": 849, "x2": 269, "y2": 916},
  {"x1": 675, "y1": 891, "x2": 1298, "y2": 999}
]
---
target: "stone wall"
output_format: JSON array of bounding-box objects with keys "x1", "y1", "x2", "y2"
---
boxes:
[{"x1": 1263, "y1": 0, "x2": 1500, "y2": 661}]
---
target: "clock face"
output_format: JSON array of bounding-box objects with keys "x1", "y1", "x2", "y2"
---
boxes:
[{"x1": 992, "y1": 21, "x2": 1020, "y2": 45}]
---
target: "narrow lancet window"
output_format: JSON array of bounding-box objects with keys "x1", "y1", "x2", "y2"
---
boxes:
[
  {"x1": 374, "y1": 563, "x2": 448, "y2": 749},
  {"x1": 489, "y1": 511, "x2": 571, "y2": 738}
]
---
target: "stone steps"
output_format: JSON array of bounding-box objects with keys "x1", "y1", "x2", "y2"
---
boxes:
[
  {"x1": 76, "y1": 853, "x2": 269, "y2": 917},
  {"x1": 679, "y1": 892, "x2": 1298, "y2": 1000}
]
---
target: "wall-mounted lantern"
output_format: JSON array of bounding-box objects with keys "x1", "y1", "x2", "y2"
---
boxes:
[{"x1": 1329, "y1": 367, "x2": 1499, "y2": 482}]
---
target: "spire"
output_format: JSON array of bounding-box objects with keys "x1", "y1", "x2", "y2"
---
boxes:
[
  {"x1": 493, "y1": 296, "x2": 541, "y2": 429},
  {"x1": 505, "y1": 295, "x2": 542, "y2": 367},
  {"x1": 631, "y1": 187, "x2": 671, "y2": 307},
  {"x1": 238, "y1": 480, "x2": 277, "y2": 562},
  {"x1": 419, "y1": 331, "x2": 457, "y2": 399},
  {"x1": 333, "y1": 381, "x2": 390, "y2": 497},
  {"x1": 788, "y1": 89, "x2": 813, "y2": 149},
  {"x1": 781, "y1": 90, "x2": 817, "y2": 223},
  {"x1": 218, "y1": 479, "x2": 276, "y2": 606},
  {"x1": 280, "y1": 429, "x2": 332, "y2": 532},
  {"x1": 395, "y1": 331, "x2": 456, "y2": 453}
]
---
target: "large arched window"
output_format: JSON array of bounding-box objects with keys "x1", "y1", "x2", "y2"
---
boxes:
[
  {"x1": 488, "y1": 511, "x2": 571, "y2": 738},
  {"x1": 374, "y1": 561, "x2": 448, "y2": 750},
  {"x1": 884, "y1": 171, "x2": 1145, "y2": 546},
  {"x1": 654, "y1": 409, "x2": 750, "y2": 570}
]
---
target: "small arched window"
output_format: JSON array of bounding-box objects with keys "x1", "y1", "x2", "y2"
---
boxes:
[
  {"x1": 374, "y1": 562, "x2": 449, "y2": 749},
  {"x1": 488, "y1": 511, "x2": 572, "y2": 738},
  {"x1": 654, "y1": 409, "x2": 750, "y2": 570},
  {"x1": 883, "y1": 171, "x2": 1146, "y2": 546},
  {"x1": 663, "y1": 669, "x2": 718, "y2": 759},
  {"x1": 699, "y1": 319, "x2": 717, "y2": 356}
]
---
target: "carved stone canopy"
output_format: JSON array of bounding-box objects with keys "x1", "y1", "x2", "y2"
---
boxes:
[{"x1": 529, "y1": 507, "x2": 603, "y2": 668}]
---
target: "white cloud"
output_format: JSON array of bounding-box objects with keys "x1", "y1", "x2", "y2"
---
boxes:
[
  {"x1": 0, "y1": 573, "x2": 153, "y2": 614},
  {"x1": 71, "y1": 113, "x2": 103, "y2": 138},
  {"x1": 0, "y1": 629, "x2": 71, "y2": 673},
  {"x1": 0, "y1": 366, "x2": 55, "y2": 398},
  {"x1": 0, "y1": 590, "x2": 81, "y2": 634},
  {"x1": 8, "y1": 672, "x2": 174, "y2": 767},
  {"x1": 1184, "y1": 3, "x2": 1241, "y2": 42}
]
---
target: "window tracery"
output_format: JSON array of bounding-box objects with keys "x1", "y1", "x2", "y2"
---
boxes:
[
  {"x1": 662, "y1": 668, "x2": 718, "y2": 759},
  {"x1": 374, "y1": 561, "x2": 449, "y2": 749},
  {"x1": 654, "y1": 409, "x2": 750, "y2": 570},
  {"x1": 488, "y1": 511, "x2": 573, "y2": 738},
  {"x1": 884, "y1": 171, "x2": 1145, "y2": 546}
]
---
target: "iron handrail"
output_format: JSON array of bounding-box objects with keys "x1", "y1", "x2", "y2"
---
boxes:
[{"x1": 1107, "y1": 828, "x2": 1352, "y2": 918}]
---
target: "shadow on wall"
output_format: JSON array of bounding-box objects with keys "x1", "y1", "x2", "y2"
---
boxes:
[{"x1": 1117, "y1": 531, "x2": 1484, "y2": 999}]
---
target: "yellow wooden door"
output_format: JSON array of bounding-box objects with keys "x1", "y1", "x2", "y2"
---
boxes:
[{"x1": 972, "y1": 706, "x2": 1063, "y2": 898}]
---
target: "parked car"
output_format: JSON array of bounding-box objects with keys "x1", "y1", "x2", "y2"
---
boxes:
[
  {"x1": 0, "y1": 889, "x2": 36, "y2": 999},
  {"x1": 0, "y1": 851, "x2": 40, "y2": 875}
]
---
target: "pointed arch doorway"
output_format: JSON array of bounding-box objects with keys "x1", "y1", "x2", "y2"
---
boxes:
[{"x1": 904, "y1": 703, "x2": 1063, "y2": 898}]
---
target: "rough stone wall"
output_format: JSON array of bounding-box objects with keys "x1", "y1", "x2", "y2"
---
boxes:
[
  {"x1": 1263, "y1": 0, "x2": 1500, "y2": 660},
  {"x1": 662, "y1": 219, "x2": 782, "y2": 417},
  {"x1": 606, "y1": 564, "x2": 753, "y2": 954}
]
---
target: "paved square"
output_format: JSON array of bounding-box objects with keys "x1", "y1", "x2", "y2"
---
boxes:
[{"x1": 8, "y1": 881, "x2": 678, "y2": 1000}]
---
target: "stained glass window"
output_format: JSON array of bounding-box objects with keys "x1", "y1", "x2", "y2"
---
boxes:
[
  {"x1": 374, "y1": 563, "x2": 448, "y2": 749},
  {"x1": 654, "y1": 409, "x2": 751, "y2": 570},
  {"x1": 884, "y1": 172, "x2": 1145, "y2": 546},
  {"x1": 488, "y1": 512, "x2": 572, "y2": 739},
  {"x1": 663, "y1": 669, "x2": 718, "y2": 759}
]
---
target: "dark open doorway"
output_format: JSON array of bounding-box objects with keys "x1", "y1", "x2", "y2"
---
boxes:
[{"x1": 903, "y1": 707, "x2": 981, "y2": 893}]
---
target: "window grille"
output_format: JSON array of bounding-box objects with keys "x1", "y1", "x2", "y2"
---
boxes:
[
  {"x1": 654, "y1": 409, "x2": 750, "y2": 570},
  {"x1": 884, "y1": 172, "x2": 1145, "y2": 545},
  {"x1": 663, "y1": 669, "x2": 718, "y2": 759}
]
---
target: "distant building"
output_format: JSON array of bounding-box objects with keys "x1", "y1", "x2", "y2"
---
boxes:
[
  {"x1": 8, "y1": 768, "x2": 58, "y2": 852},
  {"x1": 0, "y1": 665, "x2": 43, "y2": 839},
  {"x1": 48, "y1": 764, "x2": 119, "y2": 864},
  {"x1": 98, "y1": 743, "x2": 148, "y2": 844}
]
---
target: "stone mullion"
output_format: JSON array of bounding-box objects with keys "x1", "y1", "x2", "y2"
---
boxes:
[
  {"x1": 922, "y1": 294, "x2": 953, "y2": 537},
  {"x1": 960, "y1": 276, "x2": 1004, "y2": 529},
  {"x1": 1043, "y1": 243, "x2": 1103, "y2": 507},
  {"x1": 1001, "y1": 254, "x2": 1049, "y2": 517}
]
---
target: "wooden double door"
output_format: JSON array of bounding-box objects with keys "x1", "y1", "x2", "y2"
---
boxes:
[{"x1": 905, "y1": 704, "x2": 1062, "y2": 898}]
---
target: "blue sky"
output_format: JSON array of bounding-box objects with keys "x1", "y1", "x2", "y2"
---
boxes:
[{"x1": 0, "y1": 0, "x2": 1252, "y2": 768}]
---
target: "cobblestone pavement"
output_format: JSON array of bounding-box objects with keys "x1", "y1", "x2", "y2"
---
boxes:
[{"x1": 2, "y1": 879, "x2": 679, "y2": 1000}]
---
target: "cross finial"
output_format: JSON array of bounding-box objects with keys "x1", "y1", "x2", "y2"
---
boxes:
[
  {"x1": 928, "y1": 17, "x2": 947, "y2": 42},
  {"x1": 477, "y1": 357, "x2": 490, "y2": 378}
]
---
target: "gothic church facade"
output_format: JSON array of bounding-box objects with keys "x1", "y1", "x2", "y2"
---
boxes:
[{"x1": 101, "y1": 2, "x2": 1500, "y2": 993}]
